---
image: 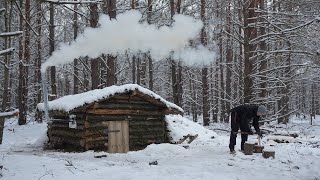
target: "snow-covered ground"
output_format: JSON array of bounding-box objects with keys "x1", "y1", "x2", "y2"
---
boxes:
[{"x1": 1, "y1": 115, "x2": 320, "y2": 180}]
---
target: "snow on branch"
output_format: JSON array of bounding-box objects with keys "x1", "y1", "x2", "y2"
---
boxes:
[
  {"x1": 251, "y1": 17, "x2": 320, "y2": 44},
  {"x1": 0, "y1": 8, "x2": 5, "y2": 14},
  {"x1": 0, "y1": 31, "x2": 23, "y2": 38},
  {"x1": 0, "y1": 109, "x2": 19, "y2": 117},
  {"x1": 41, "y1": 0, "x2": 103, "y2": 4},
  {"x1": 282, "y1": 18, "x2": 319, "y2": 33},
  {"x1": 0, "y1": 48, "x2": 15, "y2": 56}
]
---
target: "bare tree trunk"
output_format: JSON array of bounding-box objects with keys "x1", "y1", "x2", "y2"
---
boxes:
[
  {"x1": 90, "y1": 3, "x2": 100, "y2": 89},
  {"x1": 140, "y1": 54, "x2": 147, "y2": 86},
  {"x1": 259, "y1": 0, "x2": 267, "y2": 100},
  {"x1": 106, "y1": 0, "x2": 117, "y2": 86},
  {"x1": 170, "y1": 0, "x2": 179, "y2": 105},
  {"x1": 147, "y1": 0, "x2": 153, "y2": 91},
  {"x1": 73, "y1": 1, "x2": 79, "y2": 94},
  {"x1": 83, "y1": 58, "x2": 90, "y2": 91},
  {"x1": 131, "y1": 0, "x2": 136, "y2": 84},
  {"x1": 177, "y1": 62, "x2": 183, "y2": 107},
  {"x1": 238, "y1": 0, "x2": 244, "y2": 104},
  {"x1": 132, "y1": 55, "x2": 136, "y2": 84},
  {"x1": 34, "y1": 1, "x2": 42, "y2": 112},
  {"x1": 219, "y1": 27, "x2": 225, "y2": 122},
  {"x1": 18, "y1": 0, "x2": 26, "y2": 125},
  {"x1": 1, "y1": 1, "x2": 13, "y2": 111},
  {"x1": 136, "y1": 56, "x2": 141, "y2": 85},
  {"x1": 200, "y1": 0, "x2": 210, "y2": 126},
  {"x1": 49, "y1": 2, "x2": 57, "y2": 98},
  {"x1": 148, "y1": 54, "x2": 153, "y2": 90},
  {"x1": 140, "y1": 0, "x2": 152, "y2": 87},
  {"x1": 213, "y1": 0, "x2": 220, "y2": 123},
  {"x1": 225, "y1": 0, "x2": 232, "y2": 123},
  {"x1": 190, "y1": 77, "x2": 197, "y2": 122},
  {"x1": 243, "y1": 0, "x2": 257, "y2": 103},
  {"x1": 176, "y1": 0, "x2": 183, "y2": 107},
  {"x1": 210, "y1": 63, "x2": 217, "y2": 123}
]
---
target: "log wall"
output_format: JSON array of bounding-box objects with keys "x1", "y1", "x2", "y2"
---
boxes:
[
  {"x1": 47, "y1": 93, "x2": 173, "y2": 152},
  {"x1": 84, "y1": 94, "x2": 169, "y2": 151},
  {"x1": 47, "y1": 113, "x2": 86, "y2": 151}
]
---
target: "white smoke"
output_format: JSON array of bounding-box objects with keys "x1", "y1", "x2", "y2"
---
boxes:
[
  {"x1": 173, "y1": 45, "x2": 216, "y2": 66},
  {"x1": 41, "y1": 10, "x2": 215, "y2": 73}
]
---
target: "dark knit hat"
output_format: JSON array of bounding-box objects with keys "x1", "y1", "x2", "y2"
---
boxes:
[{"x1": 257, "y1": 105, "x2": 267, "y2": 114}]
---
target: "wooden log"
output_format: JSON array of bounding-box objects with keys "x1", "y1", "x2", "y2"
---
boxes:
[
  {"x1": 188, "y1": 134, "x2": 198, "y2": 144},
  {"x1": 254, "y1": 145, "x2": 264, "y2": 153},
  {"x1": 88, "y1": 102, "x2": 161, "y2": 111},
  {"x1": 86, "y1": 114, "x2": 162, "y2": 121},
  {"x1": 86, "y1": 136, "x2": 108, "y2": 143},
  {"x1": 102, "y1": 96, "x2": 153, "y2": 104},
  {"x1": 84, "y1": 121, "x2": 108, "y2": 128},
  {"x1": 177, "y1": 135, "x2": 189, "y2": 144},
  {"x1": 86, "y1": 109, "x2": 164, "y2": 116},
  {"x1": 105, "y1": 92, "x2": 167, "y2": 108},
  {"x1": 49, "y1": 136, "x2": 83, "y2": 146},
  {"x1": 129, "y1": 126, "x2": 165, "y2": 131},
  {"x1": 84, "y1": 130, "x2": 108, "y2": 138},
  {"x1": 49, "y1": 111, "x2": 69, "y2": 118},
  {"x1": 262, "y1": 150, "x2": 275, "y2": 159},
  {"x1": 243, "y1": 142, "x2": 255, "y2": 155},
  {"x1": 135, "y1": 91, "x2": 167, "y2": 108},
  {"x1": 49, "y1": 123, "x2": 85, "y2": 129},
  {"x1": 129, "y1": 121, "x2": 164, "y2": 126},
  {"x1": 48, "y1": 129, "x2": 84, "y2": 138}
]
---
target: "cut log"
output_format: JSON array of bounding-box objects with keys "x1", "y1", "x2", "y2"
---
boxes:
[
  {"x1": 176, "y1": 134, "x2": 198, "y2": 144},
  {"x1": 243, "y1": 142, "x2": 255, "y2": 155},
  {"x1": 177, "y1": 135, "x2": 189, "y2": 144},
  {"x1": 86, "y1": 109, "x2": 164, "y2": 116},
  {"x1": 254, "y1": 145, "x2": 264, "y2": 153},
  {"x1": 262, "y1": 150, "x2": 275, "y2": 159},
  {"x1": 188, "y1": 134, "x2": 198, "y2": 144}
]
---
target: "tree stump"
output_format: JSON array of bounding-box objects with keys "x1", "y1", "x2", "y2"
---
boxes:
[
  {"x1": 262, "y1": 150, "x2": 275, "y2": 159},
  {"x1": 244, "y1": 142, "x2": 255, "y2": 155},
  {"x1": 254, "y1": 145, "x2": 264, "y2": 153}
]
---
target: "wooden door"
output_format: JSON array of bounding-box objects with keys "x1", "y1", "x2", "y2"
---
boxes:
[{"x1": 108, "y1": 120, "x2": 129, "y2": 153}]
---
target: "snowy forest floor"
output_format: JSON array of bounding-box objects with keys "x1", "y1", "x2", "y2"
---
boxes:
[{"x1": 1, "y1": 115, "x2": 320, "y2": 180}]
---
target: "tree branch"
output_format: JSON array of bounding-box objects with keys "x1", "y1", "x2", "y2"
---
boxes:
[
  {"x1": 41, "y1": 0, "x2": 103, "y2": 4},
  {"x1": 0, "y1": 31, "x2": 23, "y2": 38},
  {"x1": 0, "y1": 48, "x2": 15, "y2": 56}
]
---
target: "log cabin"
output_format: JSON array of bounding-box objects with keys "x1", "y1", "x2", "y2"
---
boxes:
[{"x1": 37, "y1": 84, "x2": 183, "y2": 153}]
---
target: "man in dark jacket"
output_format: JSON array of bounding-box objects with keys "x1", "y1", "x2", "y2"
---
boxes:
[{"x1": 229, "y1": 104, "x2": 267, "y2": 153}]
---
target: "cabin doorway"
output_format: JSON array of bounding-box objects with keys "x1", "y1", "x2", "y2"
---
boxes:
[{"x1": 108, "y1": 120, "x2": 129, "y2": 153}]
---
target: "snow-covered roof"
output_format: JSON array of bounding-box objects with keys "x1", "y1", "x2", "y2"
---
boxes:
[{"x1": 37, "y1": 84, "x2": 183, "y2": 113}]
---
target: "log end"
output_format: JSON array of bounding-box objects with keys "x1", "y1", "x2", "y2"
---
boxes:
[{"x1": 262, "y1": 150, "x2": 275, "y2": 159}]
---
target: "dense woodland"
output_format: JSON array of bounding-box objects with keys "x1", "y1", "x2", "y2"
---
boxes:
[{"x1": 0, "y1": 0, "x2": 319, "y2": 126}]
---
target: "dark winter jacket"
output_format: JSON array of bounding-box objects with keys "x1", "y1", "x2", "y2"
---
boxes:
[{"x1": 230, "y1": 104, "x2": 261, "y2": 134}]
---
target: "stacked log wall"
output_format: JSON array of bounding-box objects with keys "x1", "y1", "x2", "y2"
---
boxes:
[
  {"x1": 85, "y1": 94, "x2": 169, "y2": 151},
  {"x1": 48, "y1": 92, "x2": 175, "y2": 152},
  {"x1": 47, "y1": 112, "x2": 85, "y2": 151}
]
